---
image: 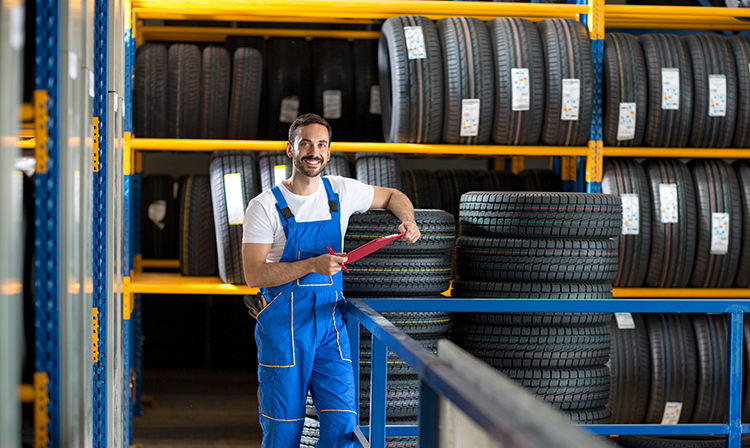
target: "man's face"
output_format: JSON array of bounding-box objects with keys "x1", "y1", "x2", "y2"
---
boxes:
[{"x1": 288, "y1": 124, "x2": 330, "y2": 178}]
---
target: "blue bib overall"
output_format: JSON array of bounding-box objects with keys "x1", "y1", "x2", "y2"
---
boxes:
[{"x1": 256, "y1": 177, "x2": 357, "y2": 448}]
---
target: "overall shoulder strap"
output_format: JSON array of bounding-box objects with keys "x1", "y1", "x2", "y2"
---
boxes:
[
  {"x1": 321, "y1": 177, "x2": 340, "y2": 214},
  {"x1": 271, "y1": 186, "x2": 295, "y2": 235}
]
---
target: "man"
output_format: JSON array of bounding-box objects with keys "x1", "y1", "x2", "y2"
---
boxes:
[{"x1": 242, "y1": 113, "x2": 420, "y2": 447}]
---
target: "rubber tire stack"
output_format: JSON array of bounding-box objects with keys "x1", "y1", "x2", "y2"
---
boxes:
[
  {"x1": 355, "y1": 153, "x2": 400, "y2": 189},
  {"x1": 177, "y1": 175, "x2": 217, "y2": 276},
  {"x1": 451, "y1": 191, "x2": 622, "y2": 424}
]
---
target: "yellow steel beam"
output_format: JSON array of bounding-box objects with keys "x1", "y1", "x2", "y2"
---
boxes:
[
  {"x1": 140, "y1": 26, "x2": 381, "y2": 42},
  {"x1": 613, "y1": 288, "x2": 750, "y2": 299},
  {"x1": 606, "y1": 4, "x2": 750, "y2": 18},
  {"x1": 606, "y1": 21, "x2": 750, "y2": 31},
  {"x1": 140, "y1": 259, "x2": 180, "y2": 269},
  {"x1": 131, "y1": 138, "x2": 589, "y2": 157},
  {"x1": 604, "y1": 147, "x2": 750, "y2": 158},
  {"x1": 20, "y1": 103, "x2": 34, "y2": 122},
  {"x1": 136, "y1": 14, "x2": 376, "y2": 23},
  {"x1": 18, "y1": 384, "x2": 34, "y2": 403},
  {"x1": 130, "y1": 273, "x2": 257, "y2": 295}
]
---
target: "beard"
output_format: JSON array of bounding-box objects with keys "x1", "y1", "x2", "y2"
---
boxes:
[{"x1": 293, "y1": 155, "x2": 328, "y2": 178}]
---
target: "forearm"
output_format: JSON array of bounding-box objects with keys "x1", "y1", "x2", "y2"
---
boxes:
[
  {"x1": 383, "y1": 189, "x2": 416, "y2": 224},
  {"x1": 244, "y1": 257, "x2": 314, "y2": 289}
]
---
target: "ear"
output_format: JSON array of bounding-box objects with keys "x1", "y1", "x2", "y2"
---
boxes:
[{"x1": 286, "y1": 141, "x2": 293, "y2": 158}]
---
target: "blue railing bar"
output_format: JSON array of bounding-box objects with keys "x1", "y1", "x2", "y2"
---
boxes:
[
  {"x1": 728, "y1": 311, "x2": 744, "y2": 447},
  {"x1": 354, "y1": 427, "x2": 369, "y2": 448},
  {"x1": 369, "y1": 336, "x2": 388, "y2": 448},
  {"x1": 743, "y1": 424, "x2": 750, "y2": 433},
  {"x1": 418, "y1": 381, "x2": 439, "y2": 446},
  {"x1": 361, "y1": 298, "x2": 750, "y2": 314},
  {"x1": 357, "y1": 425, "x2": 419, "y2": 437},
  {"x1": 580, "y1": 424, "x2": 729, "y2": 435},
  {"x1": 348, "y1": 315, "x2": 361, "y2": 422}
]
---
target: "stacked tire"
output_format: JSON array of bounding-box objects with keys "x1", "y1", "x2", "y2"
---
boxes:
[{"x1": 451, "y1": 191, "x2": 622, "y2": 424}]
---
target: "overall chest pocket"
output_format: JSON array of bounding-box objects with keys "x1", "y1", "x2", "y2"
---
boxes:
[
  {"x1": 254, "y1": 292, "x2": 295, "y2": 367},
  {"x1": 296, "y1": 242, "x2": 335, "y2": 286}
]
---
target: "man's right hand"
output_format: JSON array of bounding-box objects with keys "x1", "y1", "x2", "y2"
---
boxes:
[{"x1": 310, "y1": 253, "x2": 348, "y2": 276}]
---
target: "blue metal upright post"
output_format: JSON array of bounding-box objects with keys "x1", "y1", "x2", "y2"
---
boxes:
[
  {"x1": 727, "y1": 312, "x2": 744, "y2": 447},
  {"x1": 92, "y1": 0, "x2": 108, "y2": 445},
  {"x1": 580, "y1": 0, "x2": 604, "y2": 193},
  {"x1": 133, "y1": 151, "x2": 143, "y2": 417},
  {"x1": 370, "y1": 337, "x2": 388, "y2": 448}
]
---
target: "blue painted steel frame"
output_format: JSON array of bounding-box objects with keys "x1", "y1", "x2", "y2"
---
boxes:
[
  {"x1": 349, "y1": 298, "x2": 750, "y2": 448},
  {"x1": 35, "y1": 0, "x2": 61, "y2": 445},
  {"x1": 93, "y1": 0, "x2": 108, "y2": 445}
]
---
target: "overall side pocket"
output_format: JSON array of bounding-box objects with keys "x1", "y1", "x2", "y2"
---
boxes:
[{"x1": 254, "y1": 292, "x2": 296, "y2": 367}]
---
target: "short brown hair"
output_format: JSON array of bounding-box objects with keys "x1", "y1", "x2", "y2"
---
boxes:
[{"x1": 288, "y1": 113, "x2": 333, "y2": 143}]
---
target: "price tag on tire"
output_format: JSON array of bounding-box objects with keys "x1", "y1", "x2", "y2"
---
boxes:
[
  {"x1": 614, "y1": 312, "x2": 636, "y2": 329},
  {"x1": 404, "y1": 26, "x2": 426, "y2": 60},
  {"x1": 460, "y1": 99, "x2": 480, "y2": 137},
  {"x1": 708, "y1": 74, "x2": 727, "y2": 117},
  {"x1": 661, "y1": 402, "x2": 682, "y2": 424},
  {"x1": 661, "y1": 68, "x2": 680, "y2": 110},
  {"x1": 323, "y1": 90, "x2": 342, "y2": 119},
  {"x1": 659, "y1": 183, "x2": 679, "y2": 223},
  {"x1": 621, "y1": 193, "x2": 639, "y2": 235},
  {"x1": 511, "y1": 68, "x2": 530, "y2": 111},
  {"x1": 711, "y1": 212, "x2": 729, "y2": 255},
  {"x1": 280, "y1": 96, "x2": 300, "y2": 123},
  {"x1": 617, "y1": 102, "x2": 636, "y2": 141},
  {"x1": 224, "y1": 173, "x2": 245, "y2": 225},
  {"x1": 561, "y1": 79, "x2": 579, "y2": 121}
]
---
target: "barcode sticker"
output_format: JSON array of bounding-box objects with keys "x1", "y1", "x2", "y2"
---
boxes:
[
  {"x1": 370, "y1": 85, "x2": 382, "y2": 115},
  {"x1": 561, "y1": 79, "x2": 580, "y2": 121},
  {"x1": 224, "y1": 173, "x2": 245, "y2": 226},
  {"x1": 621, "y1": 193, "x2": 640, "y2": 235},
  {"x1": 274, "y1": 165, "x2": 287, "y2": 186},
  {"x1": 323, "y1": 90, "x2": 342, "y2": 119},
  {"x1": 708, "y1": 74, "x2": 727, "y2": 117},
  {"x1": 711, "y1": 212, "x2": 729, "y2": 255},
  {"x1": 511, "y1": 68, "x2": 530, "y2": 111},
  {"x1": 404, "y1": 26, "x2": 426, "y2": 60},
  {"x1": 661, "y1": 402, "x2": 683, "y2": 425},
  {"x1": 662, "y1": 68, "x2": 680, "y2": 110},
  {"x1": 659, "y1": 184, "x2": 679, "y2": 223},
  {"x1": 279, "y1": 96, "x2": 300, "y2": 123},
  {"x1": 614, "y1": 313, "x2": 636, "y2": 329},
  {"x1": 460, "y1": 99, "x2": 480, "y2": 137},
  {"x1": 617, "y1": 102, "x2": 637, "y2": 141}
]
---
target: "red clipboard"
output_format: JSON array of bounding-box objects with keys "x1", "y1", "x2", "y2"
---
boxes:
[{"x1": 344, "y1": 232, "x2": 405, "y2": 264}]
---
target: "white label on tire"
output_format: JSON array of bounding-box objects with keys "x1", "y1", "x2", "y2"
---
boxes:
[
  {"x1": 614, "y1": 312, "x2": 636, "y2": 329},
  {"x1": 561, "y1": 79, "x2": 580, "y2": 121},
  {"x1": 659, "y1": 183, "x2": 679, "y2": 223},
  {"x1": 661, "y1": 68, "x2": 680, "y2": 110},
  {"x1": 460, "y1": 99, "x2": 480, "y2": 137},
  {"x1": 661, "y1": 402, "x2": 683, "y2": 425},
  {"x1": 224, "y1": 173, "x2": 245, "y2": 226},
  {"x1": 273, "y1": 165, "x2": 287, "y2": 186},
  {"x1": 617, "y1": 102, "x2": 637, "y2": 141},
  {"x1": 9, "y1": 4, "x2": 24, "y2": 51},
  {"x1": 404, "y1": 26, "x2": 426, "y2": 60},
  {"x1": 708, "y1": 74, "x2": 727, "y2": 117},
  {"x1": 711, "y1": 212, "x2": 730, "y2": 255},
  {"x1": 621, "y1": 193, "x2": 640, "y2": 235},
  {"x1": 370, "y1": 85, "x2": 382, "y2": 115},
  {"x1": 279, "y1": 96, "x2": 300, "y2": 123},
  {"x1": 323, "y1": 90, "x2": 342, "y2": 119},
  {"x1": 148, "y1": 200, "x2": 166, "y2": 230},
  {"x1": 511, "y1": 68, "x2": 530, "y2": 111}
]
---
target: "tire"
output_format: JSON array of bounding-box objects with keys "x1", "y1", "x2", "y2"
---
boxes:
[
  {"x1": 733, "y1": 160, "x2": 750, "y2": 287},
  {"x1": 223, "y1": 37, "x2": 268, "y2": 139},
  {"x1": 643, "y1": 159, "x2": 698, "y2": 288},
  {"x1": 689, "y1": 314, "x2": 727, "y2": 423},
  {"x1": 436, "y1": 17, "x2": 494, "y2": 144},
  {"x1": 358, "y1": 376, "x2": 421, "y2": 420},
  {"x1": 436, "y1": 169, "x2": 483, "y2": 221},
  {"x1": 518, "y1": 169, "x2": 564, "y2": 192},
  {"x1": 640, "y1": 34, "x2": 693, "y2": 147},
  {"x1": 376, "y1": 312, "x2": 451, "y2": 335},
  {"x1": 379, "y1": 16, "x2": 444, "y2": 143},
  {"x1": 603, "y1": 33, "x2": 647, "y2": 147},
  {"x1": 455, "y1": 236, "x2": 619, "y2": 282},
  {"x1": 487, "y1": 18, "x2": 545, "y2": 145},
  {"x1": 502, "y1": 366, "x2": 610, "y2": 411},
  {"x1": 353, "y1": 40, "x2": 384, "y2": 142},
  {"x1": 355, "y1": 152, "x2": 400, "y2": 189},
  {"x1": 321, "y1": 153, "x2": 351, "y2": 178},
  {"x1": 267, "y1": 38, "x2": 311, "y2": 140},
  {"x1": 209, "y1": 151, "x2": 259, "y2": 284},
  {"x1": 227, "y1": 47, "x2": 263, "y2": 140},
  {"x1": 343, "y1": 254, "x2": 451, "y2": 296},
  {"x1": 562, "y1": 408, "x2": 611, "y2": 424},
  {"x1": 449, "y1": 322, "x2": 612, "y2": 369},
  {"x1": 643, "y1": 313, "x2": 698, "y2": 424},
  {"x1": 400, "y1": 169, "x2": 442, "y2": 209},
  {"x1": 602, "y1": 158, "x2": 652, "y2": 287},
  {"x1": 345, "y1": 209, "x2": 455, "y2": 254},
  {"x1": 728, "y1": 36, "x2": 750, "y2": 148},
  {"x1": 685, "y1": 35, "x2": 737, "y2": 148},
  {"x1": 134, "y1": 43, "x2": 168, "y2": 138},
  {"x1": 199, "y1": 46, "x2": 231, "y2": 139},
  {"x1": 607, "y1": 313, "x2": 650, "y2": 424},
  {"x1": 312, "y1": 39, "x2": 355, "y2": 142},
  {"x1": 359, "y1": 335, "x2": 439, "y2": 375},
  {"x1": 617, "y1": 435, "x2": 746, "y2": 448},
  {"x1": 478, "y1": 170, "x2": 523, "y2": 191},
  {"x1": 536, "y1": 19, "x2": 594, "y2": 146},
  {"x1": 178, "y1": 176, "x2": 217, "y2": 276},
  {"x1": 257, "y1": 151, "x2": 291, "y2": 192},
  {"x1": 688, "y1": 159, "x2": 742, "y2": 288},
  {"x1": 300, "y1": 416, "x2": 416, "y2": 448},
  {"x1": 452, "y1": 281, "x2": 612, "y2": 326},
  {"x1": 458, "y1": 191, "x2": 623, "y2": 239},
  {"x1": 141, "y1": 175, "x2": 178, "y2": 259},
  {"x1": 168, "y1": 43, "x2": 201, "y2": 139}
]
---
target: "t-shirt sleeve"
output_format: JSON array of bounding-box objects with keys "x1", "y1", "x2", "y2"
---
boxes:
[
  {"x1": 242, "y1": 196, "x2": 276, "y2": 244},
  {"x1": 332, "y1": 176, "x2": 375, "y2": 215}
]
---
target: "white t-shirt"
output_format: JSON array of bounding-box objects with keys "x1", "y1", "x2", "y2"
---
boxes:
[{"x1": 242, "y1": 176, "x2": 375, "y2": 263}]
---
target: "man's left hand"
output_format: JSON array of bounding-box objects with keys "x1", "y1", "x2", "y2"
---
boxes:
[{"x1": 398, "y1": 220, "x2": 421, "y2": 244}]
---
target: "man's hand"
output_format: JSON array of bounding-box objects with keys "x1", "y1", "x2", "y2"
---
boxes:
[
  {"x1": 398, "y1": 220, "x2": 421, "y2": 244},
  {"x1": 310, "y1": 253, "x2": 348, "y2": 276}
]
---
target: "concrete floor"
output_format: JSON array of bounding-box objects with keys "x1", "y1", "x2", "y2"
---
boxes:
[{"x1": 134, "y1": 369, "x2": 262, "y2": 448}]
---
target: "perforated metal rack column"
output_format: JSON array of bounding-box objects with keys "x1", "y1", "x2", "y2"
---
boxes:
[{"x1": 581, "y1": 0, "x2": 604, "y2": 194}]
